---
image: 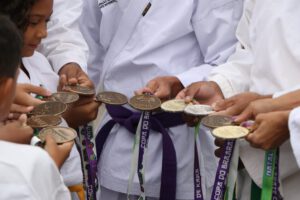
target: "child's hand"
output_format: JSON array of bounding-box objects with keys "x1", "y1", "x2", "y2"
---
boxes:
[
  {"x1": 0, "y1": 114, "x2": 33, "y2": 144},
  {"x1": 44, "y1": 134, "x2": 74, "y2": 169}
]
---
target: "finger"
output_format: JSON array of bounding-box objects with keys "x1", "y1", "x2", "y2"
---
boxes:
[
  {"x1": 175, "y1": 89, "x2": 187, "y2": 99},
  {"x1": 45, "y1": 134, "x2": 57, "y2": 147},
  {"x1": 10, "y1": 104, "x2": 33, "y2": 114},
  {"x1": 58, "y1": 74, "x2": 68, "y2": 91},
  {"x1": 214, "y1": 148, "x2": 223, "y2": 158},
  {"x1": 134, "y1": 87, "x2": 152, "y2": 96},
  {"x1": 212, "y1": 99, "x2": 234, "y2": 111},
  {"x1": 18, "y1": 114, "x2": 28, "y2": 126},
  {"x1": 214, "y1": 138, "x2": 225, "y2": 147},
  {"x1": 23, "y1": 84, "x2": 51, "y2": 96},
  {"x1": 234, "y1": 106, "x2": 253, "y2": 123},
  {"x1": 154, "y1": 85, "x2": 170, "y2": 100}
]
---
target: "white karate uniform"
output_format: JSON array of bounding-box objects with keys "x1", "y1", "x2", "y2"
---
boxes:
[
  {"x1": 0, "y1": 141, "x2": 71, "y2": 200},
  {"x1": 80, "y1": 0, "x2": 243, "y2": 199},
  {"x1": 37, "y1": 0, "x2": 89, "y2": 73},
  {"x1": 288, "y1": 107, "x2": 300, "y2": 168},
  {"x1": 208, "y1": 0, "x2": 300, "y2": 199},
  {"x1": 19, "y1": 52, "x2": 83, "y2": 189}
]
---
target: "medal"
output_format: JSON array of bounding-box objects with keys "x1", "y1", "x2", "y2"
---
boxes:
[
  {"x1": 201, "y1": 115, "x2": 233, "y2": 128},
  {"x1": 51, "y1": 92, "x2": 79, "y2": 104},
  {"x1": 27, "y1": 115, "x2": 62, "y2": 128},
  {"x1": 64, "y1": 85, "x2": 95, "y2": 96},
  {"x1": 29, "y1": 101, "x2": 67, "y2": 116},
  {"x1": 38, "y1": 126, "x2": 77, "y2": 143},
  {"x1": 184, "y1": 104, "x2": 214, "y2": 116},
  {"x1": 161, "y1": 99, "x2": 188, "y2": 113},
  {"x1": 96, "y1": 91, "x2": 128, "y2": 105},
  {"x1": 129, "y1": 94, "x2": 161, "y2": 111},
  {"x1": 212, "y1": 125, "x2": 249, "y2": 139}
]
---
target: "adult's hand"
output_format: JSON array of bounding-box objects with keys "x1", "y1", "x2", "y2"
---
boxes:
[
  {"x1": 245, "y1": 111, "x2": 290, "y2": 150},
  {"x1": 58, "y1": 63, "x2": 94, "y2": 90},
  {"x1": 176, "y1": 81, "x2": 224, "y2": 105},
  {"x1": 135, "y1": 76, "x2": 184, "y2": 101},
  {"x1": 212, "y1": 92, "x2": 269, "y2": 116}
]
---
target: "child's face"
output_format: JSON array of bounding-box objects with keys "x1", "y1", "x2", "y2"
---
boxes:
[{"x1": 21, "y1": 0, "x2": 53, "y2": 57}]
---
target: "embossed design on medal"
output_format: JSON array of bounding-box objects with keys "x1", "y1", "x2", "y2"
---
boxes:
[
  {"x1": 212, "y1": 125, "x2": 249, "y2": 139},
  {"x1": 29, "y1": 101, "x2": 67, "y2": 116},
  {"x1": 201, "y1": 115, "x2": 233, "y2": 129},
  {"x1": 38, "y1": 126, "x2": 77, "y2": 143},
  {"x1": 96, "y1": 91, "x2": 128, "y2": 105},
  {"x1": 184, "y1": 104, "x2": 214, "y2": 116},
  {"x1": 161, "y1": 99, "x2": 188, "y2": 113},
  {"x1": 129, "y1": 94, "x2": 161, "y2": 111},
  {"x1": 27, "y1": 115, "x2": 62, "y2": 128},
  {"x1": 51, "y1": 92, "x2": 79, "y2": 104},
  {"x1": 64, "y1": 85, "x2": 95, "y2": 96}
]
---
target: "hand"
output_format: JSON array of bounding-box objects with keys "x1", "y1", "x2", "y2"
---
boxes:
[
  {"x1": 212, "y1": 92, "x2": 267, "y2": 116},
  {"x1": 176, "y1": 81, "x2": 224, "y2": 105},
  {"x1": 44, "y1": 134, "x2": 74, "y2": 169},
  {"x1": 14, "y1": 83, "x2": 51, "y2": 107},
  {"x1": 0, "y1": 114, "x2": 33, "y2": 144},
  {"x1": 58, "y1": 63, "x2": 94, "y2": 90},
  {"x1": 235, "y1": 97, "x2": 277, "y2": 123},
  {"x1": 63, "y1": 95, "x2": 100, "y2": 128},
  {"x1": 245, "y1": 111, "x2": 290, "y2": 150},
  {"x1": 135, "y1": 76, "x2": 184, "y2": 101}
]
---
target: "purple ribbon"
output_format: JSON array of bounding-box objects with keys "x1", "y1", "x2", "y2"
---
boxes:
[
  {"x1": 211, "y1": 140, "x2": 236, "y2": 200},
  {"x1": 78, "y1": 125, "x2": 98, "y2": 200},
  {"x1": 96, "y1": 105, "x2": 185, "y2": 200}
]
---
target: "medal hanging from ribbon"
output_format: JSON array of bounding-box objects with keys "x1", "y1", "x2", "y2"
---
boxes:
[
  {"x1": 194, "y1": 123, "x2": 204, "y2": 200},
  {"x1": 78, "y1": 124, "x2": 98, "y2": 200},
  {"x1": 261, "y1": 148, "x2": 282, "y2": 200}
]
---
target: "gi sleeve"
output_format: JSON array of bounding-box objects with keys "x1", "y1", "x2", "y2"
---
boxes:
[
  {"x1": 208, "y1": 0, "x2": 255, "y2": 98},
  {"x1": 38, "y1": 0, "x2": 89, "y2": 73},
  {"x1": 80, "y1": 0, "x2": 105, "y2": 87},
  {"x1": 176, "y1": 0, "x2": 243, "y2": 88}
]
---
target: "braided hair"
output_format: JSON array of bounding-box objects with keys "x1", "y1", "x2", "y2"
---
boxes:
[{"x1": 0, "y1": 0, "x2": 37, "y2": 31}]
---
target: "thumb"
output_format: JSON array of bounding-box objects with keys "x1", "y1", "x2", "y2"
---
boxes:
[
  {"x1": 212, "y1": 99, "x2": 233, "y2": 111},
  {"x1": 235, "y1": 106, "x2": 253, "y2": 123},
  {"x1": 58, "y1": 74, "x2": 67, "y2": 91},
  {"x1": 45, "y1": 134, "x2": 57, "y2": 148}
]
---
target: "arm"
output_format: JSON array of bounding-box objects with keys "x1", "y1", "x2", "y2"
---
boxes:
[
  {"x1": 38, "y1": 0, "x2": 89, "y2": 73},
  {"x1": 208, "y1": 0, "x2": 255, "y2": 98},
  {"x1": 80, "y1": 0, "x2": 105, "y2": 87},
  {"x1": 176, "y1": 0, "x2": 244, "y2": 87},
  {"x1": 288, "y1": 107, "x2": 300, "y2": 167}
]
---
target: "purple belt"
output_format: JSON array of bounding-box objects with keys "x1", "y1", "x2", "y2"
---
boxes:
[{"x1": 96, "y1": 104, "x2": 185, "y2": 200}]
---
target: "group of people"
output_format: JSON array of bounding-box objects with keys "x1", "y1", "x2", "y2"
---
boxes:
[{"x1": 0, "y1": 0, "x2": 299, "y2": 199}]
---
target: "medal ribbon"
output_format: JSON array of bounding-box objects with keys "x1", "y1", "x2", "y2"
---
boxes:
[
  {"x1": 78, "y1": 124, "x2": 98, "y2": 200},
  {"x1": 261, "y1": 148, "x2": 282, "y2": 200},
  {"x1": 211, "y1": 140, "x2": 236, "y2": 200},
  {"x1": 194, "y1": 123, "x2": 204, "y2": 200}
]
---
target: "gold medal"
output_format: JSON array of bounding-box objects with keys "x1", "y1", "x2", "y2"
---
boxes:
[
  {"x1": 129, "y1": 94, "x2": 161, "y2": 111},
  {"x1": 212, "y1": 126, "x2": 249, "y2": 139},
  {"x1": 201, "y1": 115, "x2": 233, "y2": 128},
  {"x1": 96, "y1": 91, "x2": 128, "y2": 105},
  {"x1": 29, "y1": 101, "x2": 67, "y2": 116},
  {"x1": 184, "y1": 104, "x2": 214, "y2": 116},
  {"x1": 161, "y1": 99, "x2": 188, "y2": 113},
  {"x1": 64, "y1": 85, "x2": 95, "y2": 96},
  {"x1": 27, "y1": 115, "x2": 62, "y2": 128},
  {"x1": 51, "y1": 92, "x2": 79, "y2": 104},
  {"x1": 38, "y1": 126, "x2": 77, "y2": 143}
]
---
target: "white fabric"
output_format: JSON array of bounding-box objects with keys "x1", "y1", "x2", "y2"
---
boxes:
[
  {"x1": 37, "y1": 0, "x2": 89, "y2": 73},
  {"x1": 208, "y1": 0, "x2": 300, "y2": 199},
  {"x1": 0, "y1": 141, "x2": 71, "y2": 200},
  {"x1": 19, "y1": 52, "x2": 83, "y2": 187},
  {"x1": 80, "y1": 0, "x2": 243, "y2": 199},
  {"x1": 289, "y1": 107, "x2": 300, "y2": 168}
]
